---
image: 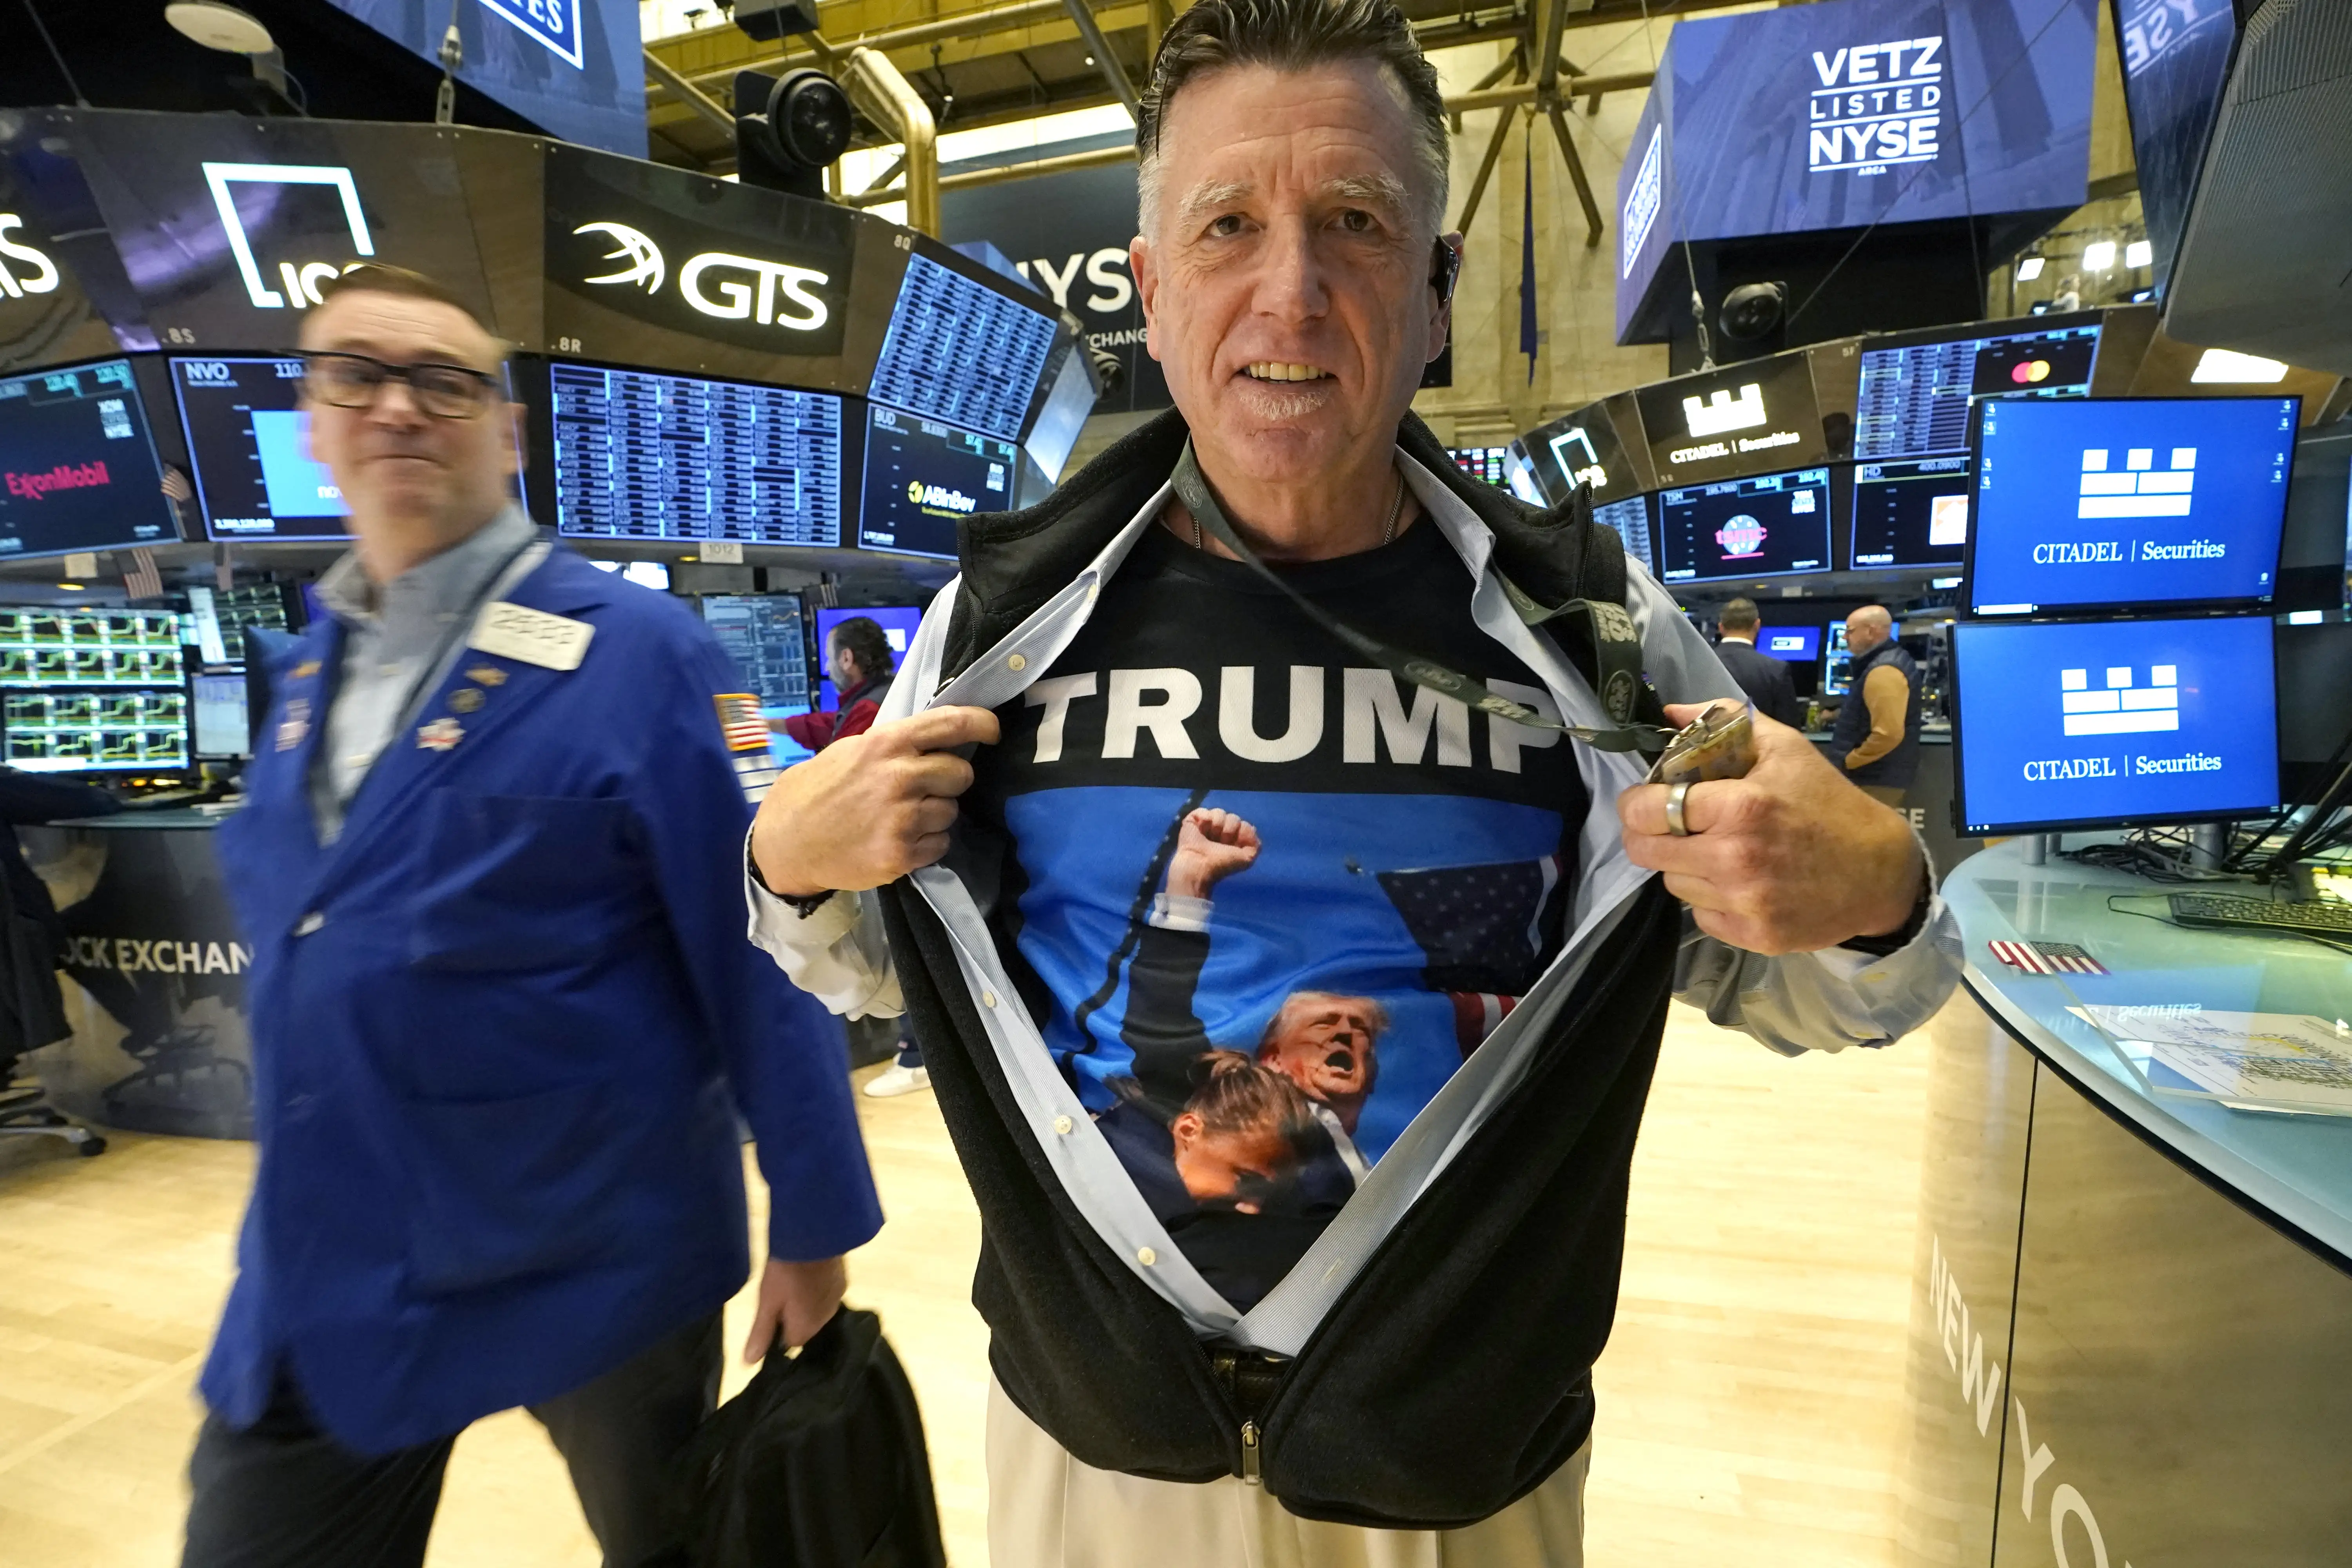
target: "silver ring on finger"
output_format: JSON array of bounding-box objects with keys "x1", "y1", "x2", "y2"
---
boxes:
[{"x1": 1665, "y1": 781, "x2": 1693, "y2": 837}]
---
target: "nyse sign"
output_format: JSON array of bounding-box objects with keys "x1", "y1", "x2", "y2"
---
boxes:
[{"x1": 1808, "y1": 35, "x2": 1947, "y2": 175}]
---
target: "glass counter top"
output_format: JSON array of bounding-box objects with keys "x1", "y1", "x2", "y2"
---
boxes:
[{"x1": 1946, "y1": 838, "x2": 2352, "y2": 1267}]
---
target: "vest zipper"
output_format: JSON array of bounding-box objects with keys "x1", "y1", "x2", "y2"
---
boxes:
[{"x1": 1240, "y1": 1420, "x2": 1262, "y2": 1484}]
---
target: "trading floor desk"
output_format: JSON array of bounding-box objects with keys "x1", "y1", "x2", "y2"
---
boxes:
[
  {"x1": 1899, "y1": 840, "x2": 2352, "y2": 1568},
  {"x1": 20, "y1": 811, "x2": 253, "y2": 1140}
]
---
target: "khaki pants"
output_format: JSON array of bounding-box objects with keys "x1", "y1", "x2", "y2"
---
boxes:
[
  {"x1": 987, "y1": 1377, "x2": 1589, "y2": 1568},
  {"x1": 1859, "y1": 784, "x2": 1908, "y2": 808}
]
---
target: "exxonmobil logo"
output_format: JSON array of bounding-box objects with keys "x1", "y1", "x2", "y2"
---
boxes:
[{"x1": 6, "y1": 460, "x2": 110, "y2": 501}]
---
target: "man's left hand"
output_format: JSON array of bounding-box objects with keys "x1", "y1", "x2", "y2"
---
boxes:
[
  {"x1": 743, "y1": 1255, "x2": 848, "y2": 1364},
  {"x1": 1617, "y1": 703, "x2": 1923, "y2": 956}
]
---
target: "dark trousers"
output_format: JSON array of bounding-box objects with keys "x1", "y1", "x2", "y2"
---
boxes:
[{"x1": 181, "y1": 1314, "x2": 722, "y2": 1568}]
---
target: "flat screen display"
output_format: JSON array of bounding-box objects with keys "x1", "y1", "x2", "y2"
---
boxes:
[
  {"x1": 191, "y1": 670, "x2": 250, "y2": 759},
  {"x1": 858, "y1": 404, "x2": 1014, "y2": 560},
  {"x1": 1758, "y1": 625, "x2": 1822, "y2": 662},
  {"x1": 813, "y1": 605, "x2": 926, "y2": 710},
  {"x1": 1850, "y1": 455, "x2": 1973, "y2": 568},
  {"x1": 1447, "y1": 447, "x2": 1510, "y2": 487},
  {"x1": 2114, "y1": 0, "x2": 2238, "y2": 293},
  {"x1": 0, "y1": 607, "x2": 189, "y2": 773},
  {"x1": 869, "y1": 253, "x2": 1058, "y2": 444},
  {"x1": 1822, "y1": 622, "x2": 1853, "y2": 695},
  {"x1": 1953, "y1": 613, "x2": 2279, "y2": 835},
  {"x1": 1635, "y1": 352, "x2": 1826, "y2": 488},
  {"x1": 700, "y1": 594, "x2": 810, "y2": 712},
  {"x1": 0, "y1": 359, "x2": 178, "y2": 561},
  {"x1": 550, "y1": 362, "x2": 842, "y2": 547},
  {"x1": 1594, "y1": 494, "x2": 1655, "y2": 580},
  {"x1": 1854, "y1": 316, "x2": 2103, "y2": 461},
  {"x1": 1968, "y1": 396, "x2": 2297, "y2": 615},
  {"x1": 171, "y1": 356, "x2": 348, "y2": 541},
  {"x1": 1654, "y1": 466, "x2": 1833, "y2": 583}
]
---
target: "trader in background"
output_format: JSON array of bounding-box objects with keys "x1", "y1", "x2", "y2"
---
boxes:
[
  {"x1": 1828, "y1": 603, "x2": 1922, "y2": 808},
  {"x1": 182, "y1": 263, "x2": 881, "y2": 1568},
  {"x1": 1711, "y1": 598, "x2": 1803, "y2": 729},
  {"x1": 779, "y1": 615, "x2": 897, "y2": 753}
]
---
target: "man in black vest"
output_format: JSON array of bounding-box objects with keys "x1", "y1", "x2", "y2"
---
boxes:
[
  {"x1": 1711, "y1": 598, "x2": 1804, "y2": 729},
  {"x1": 741, "y1": 1, "x2": 1962, "y2": 1559},
  {"x1": 1828, "y1": 604, "x2": 1923, "y2": 807}
]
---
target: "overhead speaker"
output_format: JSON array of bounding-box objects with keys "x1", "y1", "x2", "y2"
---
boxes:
[
  {"x1": 1719, "y1": 281, "x2": 1788, "y2": 343},
  {"x1": 733, "y1": 68, "x2": 853, "y2": 200}
]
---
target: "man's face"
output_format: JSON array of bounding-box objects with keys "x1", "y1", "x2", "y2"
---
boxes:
[
  {"x1": 1131, "y1": 60, "x2": 1450, "y2": 494},
  {"x1": 1846, "y1": 614, "x2": 1886, "y2": 656},
  {"x1": 298, "y1": 289, "x2": 520, "y2": 539},
  {"x1": 828, "y1": 634, "x2": 861, "y2": 691},
  {"x1": 1259, "y1": 997, "x2": 1379, "y2": 1121}
]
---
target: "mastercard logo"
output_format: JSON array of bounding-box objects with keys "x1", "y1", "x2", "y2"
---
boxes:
[{"x1": 2010, "y1": 359, "x2": 2053, "y2": 385}]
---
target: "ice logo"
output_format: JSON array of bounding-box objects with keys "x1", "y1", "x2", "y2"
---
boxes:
[
  {"x1": 2060, "y1": 664, "x2": 2178, "y2": 737},
  {"x1": 574, "y1": 222, "x2": 665, "y2": 293},
  {"x1": 201, "y1": 163, "x2": 375, "y2": 310},
  {"x1": 2078, "y1": 446, "x2": 2195, "y2": 520},
  {"x1": 1683, "y1": 385, "x2": 1766, "y2": 438},
  {"x1": 1715, "y1": 513, "x2": 1768, "y2": 559}
]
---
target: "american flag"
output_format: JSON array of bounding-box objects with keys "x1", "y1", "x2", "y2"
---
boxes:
[
  {"x1": 1376, "y1": 855, "x2": 1563, "y2": 998},
  {"x1": 1988, "y1": 939, "x2": 2109, "y2": 976},
  {"x1": 120, "y1": 548, "x2": 162, "y2": 602},
  {"x1": 713, "y1": 693, "x2": 771, "y2": 755}
]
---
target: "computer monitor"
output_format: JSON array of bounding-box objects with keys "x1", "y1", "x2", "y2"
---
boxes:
[
  {"x1": 1967, "y1": 395, "x2": 2298, "y2": 617},
  {"x1": 0, "y1": 607, "x2": 189, "y2": 773},
  {"x1": 1951, "y1": 613, "x2": 2280, "y2": 837},
  {"x1": 1756, "y1": 625, "x2": 1821, "y2": 662},
  {"x1": 0, "y1": 358, "x2": 179, "y2": 560},
  {"x1": 1593, "y1": 494, "x2": 1655, "y2": 581},
  {"x1": 1853, "y1": 314, "x2": 2104, "y2": 462},
  {"x1": 548, "y1": 362, "x2": 843, "y2": 547},
  {"x1": 2276, "y1": 619, "x2": 2352, "y2": 807},
  {"x1": 1446, "y1": 447, "x2": 1511, "y2": 488},
  {"x1": 858, "y1": 405, "x2": 1016, "y2": 560},
  {"x1": 1848, "y1": 456, "x2": 1972, "y2": 569},
  {"x1": 700, "y1": 594, "x2": 810, "y2": 712},
  {"x1": 869, "y1": 252, "x2": 1058, "y2": 445},
  {"x1": 1822, "y1": 623, "x2": 1853, "y2": 697},
  {"x1": 813, "y1": 605, "x2": 927, "y2": 709},
  {"x1": 1653, "y1": 466, "x2": 1833, "y2": 583},
  {"x1": 191, "y1": 671, "x2": 250, "y2": 760}
]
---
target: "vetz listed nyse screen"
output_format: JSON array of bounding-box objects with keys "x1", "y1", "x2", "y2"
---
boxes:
[
  {"x1": 552, "y1": 363, "x2": 842, "y2": 546},
  {"x1": 1970, "y1": 396, "x2": 2295, "y2": 614},
  {"x1": 1655, "y1": 467, "x2": 1831, "y2": 582},
  {"x1": 0, "y1": 360, "x2": 175, "y2": 559},
  {"x1": 1955, "y1": 615, "x2": 2278, "y2": 835}
]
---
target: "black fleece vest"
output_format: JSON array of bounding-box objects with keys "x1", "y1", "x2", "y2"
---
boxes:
[{"x1": 882, "y1": 410, "x2": 1684, "y2": 1528}]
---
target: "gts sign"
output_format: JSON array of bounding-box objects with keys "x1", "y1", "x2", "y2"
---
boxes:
[{"x1": 574, "y1": 221, "x2": 831, "y2": 331}]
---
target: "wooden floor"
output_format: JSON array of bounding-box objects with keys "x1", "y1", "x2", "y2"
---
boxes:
[{"x1": 0, "y1": 1004, "x2": 1927, "y2": 1567}]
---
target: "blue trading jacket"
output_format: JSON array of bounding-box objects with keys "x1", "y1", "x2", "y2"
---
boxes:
[{"x1": 203, "y1": 545, "x2": 882, "y2": 1454}]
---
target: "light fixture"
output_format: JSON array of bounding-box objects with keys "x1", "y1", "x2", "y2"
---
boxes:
[
  {"x1": 55, "y1": 583, "x2": 84, "y2": 592},
  {"x1": 2082, "y1": 240, "x2": 2116, "y2": 271},
  {"x1": 2124, "y1": 239, "x2": 2153, "y2": 268},
  {"x1": 2190, "y1": 348, "x2": 2291, "y2": 384},
  {"x1": 1931, "y1": 576, "x2": 1961, "y2": 589},
  {"x1": 2287, "y1": 610, "x2": 2326, "y2": 626},
  {"x1": 165, "y1": 0, "x2": 274, "y2": 51},
  {"x1": 2015, "y1": 255, "x2": 2046, "y2": 281}
]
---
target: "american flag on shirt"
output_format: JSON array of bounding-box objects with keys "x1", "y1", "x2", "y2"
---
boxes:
[
  {"x1": 714, "y1": 693, "x2": 770, "y2": 753},
  {"x1": 1988, "y1": 939, "x2": 2109, "y2": 976},
  {"x1": 121, "y1": 548, "x2": 162, "y2": 602}
]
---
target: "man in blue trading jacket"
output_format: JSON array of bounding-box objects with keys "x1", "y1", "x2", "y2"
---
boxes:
[{"x1": 182, "y1": 264, "x2": 882, "y2": 1568}]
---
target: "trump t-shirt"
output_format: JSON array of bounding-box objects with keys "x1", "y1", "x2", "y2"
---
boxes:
[{"x1": 961, "y1": 515, "x2": 1592, "y2": 1310}]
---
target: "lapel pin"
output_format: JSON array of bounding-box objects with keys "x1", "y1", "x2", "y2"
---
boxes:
[
  {"x1": 466, "y1": 665, "x2": 508, "y2": 688},
  {"x1": 417, "y1": 716, "x2": 465, "y2": 752},
  {"x1": 449, "y1": 688, "x2": 485, "y2": 714},
  {"x1": 275, "y1": 698, "x2": 310, "y2": 752},
  {"x1": 292, "y1": 660, "x2": 321, "y2": 680}
]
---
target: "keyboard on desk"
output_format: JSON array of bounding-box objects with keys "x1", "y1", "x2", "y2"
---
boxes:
[{"x1": 2168, "y1": 893, "x2": 2352, "y2": 937}]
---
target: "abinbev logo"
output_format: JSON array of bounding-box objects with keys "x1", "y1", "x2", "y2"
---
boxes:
[
  {"x1": 202, "y1": 162, "x2": 375, "y2": 310},
  {"x1": 1683, "y1": 385, "x2": 1766, "y2": 438},
  {"x1": 2060, "y1": 664, "x2": 2177, "y2": 737},
  {"x1": 2078, "y1": 445, "x2": 2194, "y2": 520}
]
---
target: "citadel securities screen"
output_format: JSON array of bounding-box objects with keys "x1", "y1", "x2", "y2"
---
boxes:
[
  {"x1": 1969, "y1": 396, "x2": 2296, "y2": 615},
  {"x1": 1655, "y1": 466, "x2": 1833, "y2": 582},
  {"x1": 1953, "y1": 614, "x2": 2279, "y2": 835},
  {"x1": 0, "y1": 359, "x2": 176, "y2": 560}
]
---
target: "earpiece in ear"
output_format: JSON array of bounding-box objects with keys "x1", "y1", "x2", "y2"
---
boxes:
[{"x1": 1430, "y1": 238, "x2": 1461, "y2": 304}]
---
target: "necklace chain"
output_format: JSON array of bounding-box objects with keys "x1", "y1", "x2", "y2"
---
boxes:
[{"x1": 1192, "y1": 469, "x2": 1405, "y2": 553}]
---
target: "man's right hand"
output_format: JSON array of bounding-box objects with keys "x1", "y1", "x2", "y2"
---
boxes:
[
  {"x1": 1166, "y1": 808, "x2": 1260, "y2": 901},
  {"x1": 750, "y1": 706, "x2": 1000, "y2": 898}
]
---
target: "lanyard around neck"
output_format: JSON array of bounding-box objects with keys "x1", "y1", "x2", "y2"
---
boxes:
[{"x1": 1167, "y1": 440, "x2": 1677, "y2": 757}]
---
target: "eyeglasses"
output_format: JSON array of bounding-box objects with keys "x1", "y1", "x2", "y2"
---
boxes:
[{"x1": 300, "y1": 352, "x2": 500, "y2": 420}]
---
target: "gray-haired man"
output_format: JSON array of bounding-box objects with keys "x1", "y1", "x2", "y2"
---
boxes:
[{"x1": 744, "y1": 1, "x2": 1961, "y2": 1560}]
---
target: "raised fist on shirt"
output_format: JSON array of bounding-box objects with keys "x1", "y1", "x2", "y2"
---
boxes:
[{"x1": 1166, "y1": 808, "x2": 1261, "y2": 901}]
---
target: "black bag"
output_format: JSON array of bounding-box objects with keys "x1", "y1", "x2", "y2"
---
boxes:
[{"x1": 672, "y1": 1308, "x2": 949, "y2": 1568}]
